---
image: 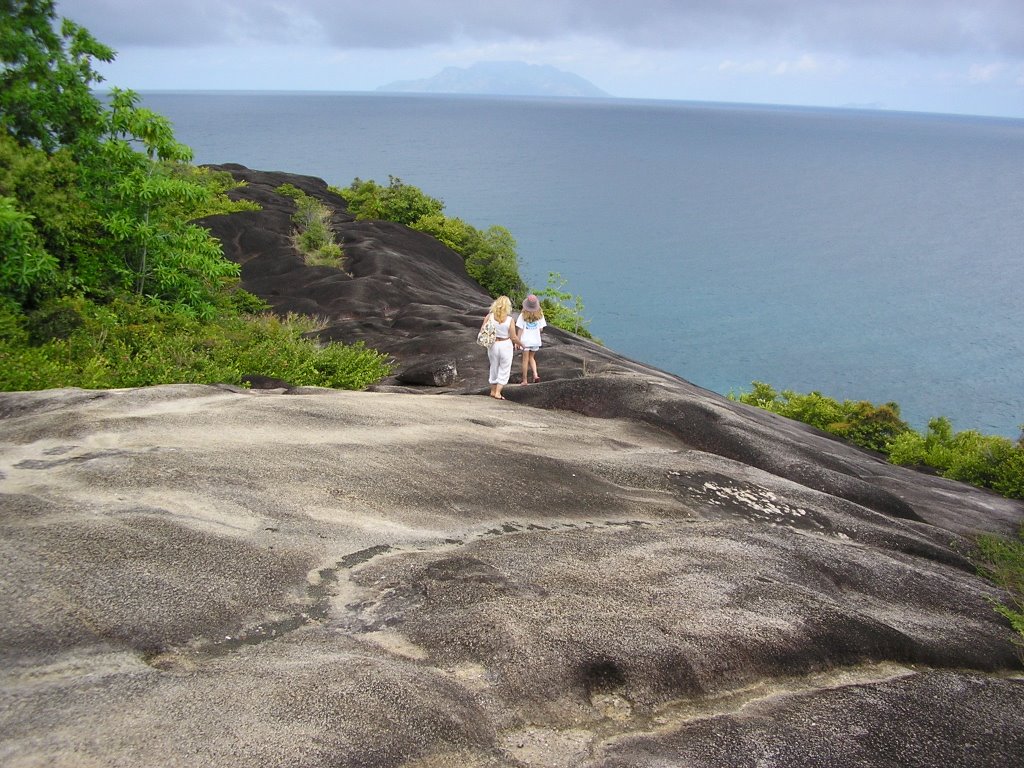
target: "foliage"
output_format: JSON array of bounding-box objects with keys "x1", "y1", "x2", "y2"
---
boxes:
[
  {"x1": 973, "y1": 524, "x2": 1024, "y2": 659},
  {"x1": 336, "y1": 176, "x2": 528, "y2": 302},
  {"x1": 0, "y1": 194, "x2": 59, "y2": 301},
  {"x1": 276, "y1": 183, "x2": 343, "y2": 267},
  {"x1": 338, "y1": 177, "x2": 598, "y2": 339},
  {"x1": 339, "y1": 175, "x2": 443, "y2": 225},
  {"x1": 88, "y1": 88, "x2": 242, "y2": 317},
  {"x1": 1, "y1": 3, "x2": 253, "y2": 318},
  {"x1": 0, "y1": 296, "x2": 392, "y2": 391},
  {"x1": 730, "y1": 381, "x2": 910, "y2": 453},
  {"x1": 887, "y1": 417, "x2": 1024, "y2": 498},
  {"x1": 166, "y1": 165, "x2": 261, "y2": 220},
  {"x1": 0, "y1": 134, "x2": 89, "y2": 281},
  {"x1": 0, "y1": 5, "x2": 392, "y2": 393},
  {"x1": 732, "y1": 382, "x2": 1024, "y2": 500},
  {"x1": 536, "y1": 271, "x2": 595, "y2": 340},
  {"x1": 0, "y1": 1, "x2": 113, "y2": 154},
  {"x1": 461, "y1": 225, "x2": 525, "y2": 301}
]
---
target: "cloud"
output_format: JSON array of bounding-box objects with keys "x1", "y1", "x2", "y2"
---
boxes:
[
  {"x1": 54, "y1": 0, "x2": 1024, "y2": 58},
  {"x1": 49, "y1": 0, "x2": 1024, "y2": 117},
  {"x1": 967, "y1": 62, "x2": 1005, "y2": 82},
  {"x1": 717, "y1": 54, "x2": 836, "y2": 77}
]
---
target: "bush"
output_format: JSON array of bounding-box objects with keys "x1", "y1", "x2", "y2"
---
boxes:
[
  {"x1": 277, "y1": 184, "x2": 343, "y2": 268},
  {"x1": 25, "y1": 296, "x2": 85, "y2": 344},
  {"x1": 731, "y1": 381, "x2": 911, "y2": 453},
  {"x1": 536, "y1": 271, "x2": 595, "y2": 340},
  {"x1": 0, "y1": 297, "x2": 391, "y2": 391},
  {"x1": 0, "y1": 195, "x2": 60, "y2": 303},
  {"x1": 0, "y1": 6, "x2": 392, "y2": 394},
  {"x1": 334, "y1": 176, "x2": 604, "y2": 337},
  {"x1": 339, "y1": 176, "x2": 443, "y2": 225},
  {"x1": 973, "y1": 524, "x2": 1024, "y2": 660},
  {"x1": 735, "y1": 384, "x2": 1024, "y2": 501},
  {"x1": 887, "y1": 416, "x2": 1024, "y2": 498},
  {"x1": 336, "y1": 177, "x2": 528, "y2": 303}
]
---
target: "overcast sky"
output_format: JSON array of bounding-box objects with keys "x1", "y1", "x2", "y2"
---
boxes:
[{"x1": 54, "y1": 0, "x2": 1024, "y2": 117}]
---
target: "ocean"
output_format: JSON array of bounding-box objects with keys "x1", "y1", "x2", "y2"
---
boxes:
[{"x1": 138, "y1": 92, "x2": 1024, "y2": 438}]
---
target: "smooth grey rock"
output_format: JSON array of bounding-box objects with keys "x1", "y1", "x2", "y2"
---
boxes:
[{"x1": 0, "y1": 166, "x2": 1020, "y2": 767}]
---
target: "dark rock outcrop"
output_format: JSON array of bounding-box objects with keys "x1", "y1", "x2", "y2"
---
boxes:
[
  {"x1": 1, "y1": 166, "x2": 1021, "y2": 767},
  {"x1": 395, "y1": 358, "x2": 459, "y2": 387}
]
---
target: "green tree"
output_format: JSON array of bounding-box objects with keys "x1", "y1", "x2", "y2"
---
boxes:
[
  {"x1": 0, "y1": 5, "x2": 393, "y2": 393},
  {"x1": 1, "y1": 3, "x2": 243, "y2": 317},
  {"x1": 0, "y1": 195, "x2": 58, "y2": 301},
  {"x1": 536, "y1": 271, "x2": 593, "y2": 338},
  {"x1": 85, "y1": 89, "x2": 238, "y2": 316},
  {"x1": 0, "y1": 0, "x2": 113, "y2": 153},
  {"x1": 0, "y1": 134, "x2": 87, "y2": 267},
  {"x1": 464, "y1": 225, "x2": 526, "y2": 302}
]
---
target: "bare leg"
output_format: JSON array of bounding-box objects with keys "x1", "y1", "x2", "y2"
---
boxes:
[
  {"x1": 530, "y1": 352, "x2": 539, "y2": 381},
  {"x1": 521, "y1": 351, "x2": 530, "y2": 384}
]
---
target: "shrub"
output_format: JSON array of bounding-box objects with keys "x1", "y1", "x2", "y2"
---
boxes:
[
  {"x1": 536, "y1": 271, "x2": 595, "y2": 340},
  {"x1": 0, "y1": 6, "x2": 392, "y2": 393},
  {"x1": 887, "y1": 416, "x2": 1023, "y2": 498},
  {"x1": 0, "y1": 196, "x2": 59, "y2": 303},
  {"x1": 339, "y1": 176, "x2": 443, "y2": 225},
  {"x1": 731, "y1": 381, "x2": 911, "y2": 453},
  {"x1": 0, "y1": 297, "x2": 391, "y2": 391},
  {"x1": 736, "y1": 384, "x2": 1024, "y2": 501},
  {"x1": 336, "y1": 177, "x2": 529, "y2": 303},
  {"x1": 25, "y1": 296, "x2": 85, "y2": 344},
  {"x1": 973, "y1": 524, "x2": 1024, "y2": 660},
  {"x1": 993, "y1": 450, "x2": 1024, "y2": 500},
  {"x1": 337, "y1": 177, "x2": 602, "y2": 336},
  {"x1": 277, "y1": 184, "x2": 343, "y2": 268}
]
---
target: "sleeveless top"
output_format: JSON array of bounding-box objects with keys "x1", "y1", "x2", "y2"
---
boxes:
[{"x1": 490, "y1": 314, "x2": 513, "y2": 341}]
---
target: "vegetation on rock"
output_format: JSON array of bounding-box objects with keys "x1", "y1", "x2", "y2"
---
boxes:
[
  {"x1": 1, "y1": 295, "x2": 390, "y2": 390},
  {"x1": 974, "y1": 524, "x2": 1024, "y2": 658},
  {"x1": 731, "y1": 381, "x2": 1024, "y2": 500},
  {"x1": 338, "y1": 176, "x2": 526, "y2": 300},
  {"x1": 336, "y1": 176, "x2": 595, "y2": 339},
  {"x1": 0, "y1": 1, "x2": 390, "y2": 391},
  {"x1": 276, "y1": 183, "x2": 344, "y2": 268}
]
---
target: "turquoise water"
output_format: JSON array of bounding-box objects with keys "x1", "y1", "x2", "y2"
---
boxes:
[{"x1": 140, "y1": 92, "x2": 1024, "y2": 437}]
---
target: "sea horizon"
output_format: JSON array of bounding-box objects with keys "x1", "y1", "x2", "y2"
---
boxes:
[{"x1": 114, "y1": 88, "x2": 1024, "y2": 123}]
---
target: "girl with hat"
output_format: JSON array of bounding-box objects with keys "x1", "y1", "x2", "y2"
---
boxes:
[{"x1": 516, "y1": 294, "x2": 547, "y2": 384}]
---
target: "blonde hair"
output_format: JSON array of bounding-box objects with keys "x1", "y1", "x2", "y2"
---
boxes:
[
  {"x1": 520, "y1": 308, "x2": 544, "y2": 322},
  {"x1": 489, "y1": 295, "x2": 512, "y2": 323}
]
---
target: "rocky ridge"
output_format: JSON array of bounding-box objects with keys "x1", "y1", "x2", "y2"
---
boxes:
[{"x1": 0, "y1": 166, "x2": 1021, "y2": 767}]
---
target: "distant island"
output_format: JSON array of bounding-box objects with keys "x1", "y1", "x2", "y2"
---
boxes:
[{"x1": 377, "y1": 60, "x2": 610, "y2": 98}]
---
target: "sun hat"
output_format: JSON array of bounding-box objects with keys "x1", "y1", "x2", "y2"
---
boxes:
[{"x1": 522, "y1": 294, "x2": 541, "y2": 312}]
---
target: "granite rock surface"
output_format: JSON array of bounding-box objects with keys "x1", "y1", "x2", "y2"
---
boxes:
[{"x1": 0, "y1": 166, "x2": 1021, "y2": 767}]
